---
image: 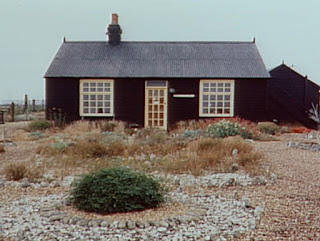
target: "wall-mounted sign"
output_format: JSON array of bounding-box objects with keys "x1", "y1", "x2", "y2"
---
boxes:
[{"x1": 173, "y1": 94, "x2": 196, "y2": 98}]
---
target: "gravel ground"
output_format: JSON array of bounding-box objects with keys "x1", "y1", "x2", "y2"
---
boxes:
[
  {"x1": 1, "y1": 132, "x2": 320, "y2": 240},
  {"x1": 239, "y1": 133, "x2": 320, "y2": 240}
]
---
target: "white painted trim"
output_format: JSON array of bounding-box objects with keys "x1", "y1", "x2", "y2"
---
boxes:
[
  {"x1": 79, "y1": 79, "x2": 114, "y2": 117},
  {"x1": 199, "y1": 79, "x2": 235, "y2": 117},
  {"x1": 173, "y1": 94, "x2": 195, "y2": 98},
  {"x1": 145, "y1": 81, "x2": 168, "y2": 130}
]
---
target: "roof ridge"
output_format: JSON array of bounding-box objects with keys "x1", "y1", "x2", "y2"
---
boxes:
[{"x1": 64, "y1": 40, "x2": 255, "y2": 44}]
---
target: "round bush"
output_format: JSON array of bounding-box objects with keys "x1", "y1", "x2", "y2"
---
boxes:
[{"x1": 68, "y1": 167, "x2": 167, "y2": 214}]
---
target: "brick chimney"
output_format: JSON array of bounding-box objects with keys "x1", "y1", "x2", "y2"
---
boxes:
[{"x1": 107, "y1": 13, "x2": 122, "y2": 45}]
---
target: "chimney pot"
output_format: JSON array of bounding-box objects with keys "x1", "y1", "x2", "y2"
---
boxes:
[
  {"x1": 111, "y1": 13, "x2": 118, "y2": 24},
  {"x1": 107, "y1": 13, "x2": 122, "y2": 45}
]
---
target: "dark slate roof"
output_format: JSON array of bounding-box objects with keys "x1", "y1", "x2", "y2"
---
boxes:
[{"x1": 44, "y1": 41, "x2": 270, "y2": 78}]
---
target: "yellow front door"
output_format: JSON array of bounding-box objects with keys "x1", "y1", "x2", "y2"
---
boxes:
[{"x1": 145, "y1": 81, "x2": 168, "y2": 129}]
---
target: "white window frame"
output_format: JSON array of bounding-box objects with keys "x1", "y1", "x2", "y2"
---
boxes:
[
  {"x1": 199, "y1": 79, "x2": 234, "y2": 117},
  {"x1": 79, "y1": 79, "x2": 114, "y2": 117}
]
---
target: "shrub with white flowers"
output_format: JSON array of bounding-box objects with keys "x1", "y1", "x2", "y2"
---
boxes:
[{"x1": 206, "y1": 120, "x2": 250, "y2": 138}]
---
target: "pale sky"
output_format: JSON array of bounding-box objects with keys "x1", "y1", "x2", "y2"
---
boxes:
[{"x1": 1, "y1": 0, "x2": 319, "y2": 101}]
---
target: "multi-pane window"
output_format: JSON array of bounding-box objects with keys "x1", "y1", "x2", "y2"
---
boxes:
[
  {"x1": 80, "y1": 79, "x2": 113, "y2": 116},
  {"x1": 199, "y1": 79, "x2": 234, "y2": 117}
]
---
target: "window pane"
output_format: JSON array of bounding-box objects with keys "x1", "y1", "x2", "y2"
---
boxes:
[
  {"x1": 90, "y1": 88, "x2": 96, "y2": 92},
  {"x1": 83, "y1": 108, "x2": 89, "y2": 113},
  {"x1": 203, "y1": 95, "x2": 208, "y2": 101},
  {"x1": 225, "y1": 88, "x2": 231, "y2": 92},
  {"x1": 217, "y1": 102, "x2": 223, "y2": 107},
  {"x1": 203, "y1": 88, "x2": 209, "y2": 92},
  {"x1": 90, "y1": 95, "x2": 96, "y2": 100},
  {"x1": 210, "y1": 102, "x2": 216, "y2": 107},
  {"x1": 225, "y1": 102, "x2": 230, "y2": 107},
  {"x1": 84, "y1": 95, "x2": 89, "y2": 100},
  {"x1": 104, "y1": 108, "x2": 110, "y2": 113},
  {"x1": 210, "y1": 83, "x2": 216, "y2": 88},
  {"x1": 146, "y1": 81, "x2": 167, "y2": 87},
  {"x1": 104, "y1": 88, "x2": 110, "y2": 92},
  {"x1": 90, "y1": 102, "x2": 96, "y2": 107},
  {"x1": 225, "y1": 83, "x2": 231, "y2": 87},
  {"x1": 83, "y1": 83, "x2": 89, "y2": 87},
  {"x1": 217, "y1": 95, "x2": 223, "y2": 101},
  {"x1": 97, "y1": 83, "x2": 103, "y2": 87},
  {"x1": 211, "y1": 88, "x2": 216, "y2": 92},
  {"x1": 97, "y1": 95, "x2": 103, "y2": 100},
  {"x1": 203, "y1": 108, "x2": 208, "y2": 114},
  {"x1": 105, "y1": 95, "x2": 110, "y2": 100},
  {"x1": 97, "y1": 102, "x2": 103, "y2": 107},
  {"x1": 218, "y1": 83, "x2": 223, "y2": 87},
  {"x1": 97, "y1": 108, "x2": 103, "y2": 113},
  {"x1": 203, "y1": 102, "x2": 208, "y2": 107},
  {"x1": 203, "y1": 83, "x2": 209, "y2": 87},
  {"x1": 90, "y1": 83, "x2": 96, "y2": 87},
  {"x1": 225, "y1": 109, "x2": 230, "y2": 114},
  {"x1": 210, "y1": 95, "x2": 215, "y2": 100},
  {"x1": 105, "y1": 102, "x2": 110, "y2": 107},
  {"x1": 104, "y1": 83, "x2": 110, "y2": 87},
  {"x1": 218, "y1": 88, "x2": 223, "y2": 92},
  {"x1": 154, "y1": 90, "x2": 158, "y2": 96},
  {"x1": 83, "y1": 88, "x2": 89, "y2": 92},
  {"x1": 97, "y1": 88, "x2": 103, "y2": 92},
  {"x1": 224, "y1": 95, "x2": 230, "y2": 101},
  {"x1": 83, "y1": 101, "x2": 89, "y2": 107},
  {"x1": 90, "y1": 108, "x2": 96, "y2": 113}
]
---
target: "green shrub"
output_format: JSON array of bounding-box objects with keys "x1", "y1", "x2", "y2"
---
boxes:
[
  {"x1": 206, "y1": 120, "x2": 250, "y2": 138},
  {"x1": 27, "y1": 120, "x2": 52, "y2": 131},
  {"x1": 257, "y1": 122, "x2": 280, "y2": 135},
  {"x1": 68, "y1": 167, "x2": 167, "y2": 214}
]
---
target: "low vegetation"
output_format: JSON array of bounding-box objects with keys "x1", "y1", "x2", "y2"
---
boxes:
[
  {"x1": 68, "y1": 167, "x2": 167, "y2": 214},
  {"x1": 257, "y1": 122, "x2": 280, "y2": 135},
  {"x1": 25, "y1": 119, "x2": 52, "y2": 131},
  {"x1": 29, "y1": 119, "x2": 273, "y2": 177},
  {"x1": 4, "y1": 161, "x2": 42, "y2": 181}
]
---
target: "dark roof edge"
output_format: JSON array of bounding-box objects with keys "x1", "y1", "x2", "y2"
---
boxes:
[
  {"x1": 62, "y1": 40, "x2": 256, "y2": 44},
  {"x1": 270, "y1": 63, "x2": 319, "y2": 87},
  {"x1": 44, "y1": 75, "x2": 270, "y2": 79}
]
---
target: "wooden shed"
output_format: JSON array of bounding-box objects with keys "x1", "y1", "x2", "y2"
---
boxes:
[
  {"x1": 44, "y1": 14, "x2": 270, "y2": 130},
  {"x1": 267, "y1": 63, "x2": 320, "y2": 128}
]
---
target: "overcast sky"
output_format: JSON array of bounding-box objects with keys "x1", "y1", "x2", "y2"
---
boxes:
[{"x1": 1, "y1": 0, "x2": 319, "y2": 101}]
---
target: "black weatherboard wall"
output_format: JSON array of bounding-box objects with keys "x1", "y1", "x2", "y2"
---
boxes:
[
  {"x1": 267, "y1": 64, "x2": 320, "y2": 128},
  {"x1": 45, "y1": 78, "x2": 80, "y2": 122}
]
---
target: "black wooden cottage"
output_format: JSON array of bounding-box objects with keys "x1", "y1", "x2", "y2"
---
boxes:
[
  {"x1": 267, "y1": 63, "x2": 320, "y2": 128},
  {"x1": 44, "y1": 14, "x2": 270, "y2": 130}
]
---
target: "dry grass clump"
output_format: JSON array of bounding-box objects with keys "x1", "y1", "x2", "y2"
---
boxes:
[
  {"x1": 257, "y1": 122, "x2": 280, "y2": 135},
  {"x1": 61, "y1": 120, "x2": 101, "y2": 134},
  {"x1": 160, "y1": 136, "x2": 263, "y2": 175},
  {"x1": 0, "y1": 144, "x2": 4, "y2": 153},
  {"x1": 4, "y1": 161, "x2": 43, "y2": 181}
]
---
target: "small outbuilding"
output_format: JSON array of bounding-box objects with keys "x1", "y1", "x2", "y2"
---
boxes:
[
  {"x1": 44, "y1": 14, "x2": 271, "y2": 130},
  {"x1": 267, "y1": 63, "x2": 320, "y2": 129}
]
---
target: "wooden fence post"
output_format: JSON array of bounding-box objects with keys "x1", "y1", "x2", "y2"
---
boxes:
[
  {"x1": 11, "y1": 102, "x2": 15, "y2": 122},
  {"x1": 23, "y1": 94, "x2": 28, "y2": 114},
  {"x1": 32, "y1": 99, "x2": 36, "y2": 112}
]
